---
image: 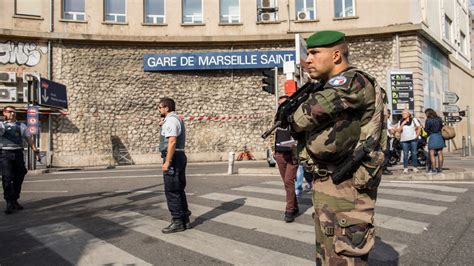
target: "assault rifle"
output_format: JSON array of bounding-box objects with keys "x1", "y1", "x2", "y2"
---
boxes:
[
  {"x1": 331, "y1": 137, "x2": 376, "y2": 184},
  {"x1": 261, "y1": 81, "x2": 324, "y2": 139}
]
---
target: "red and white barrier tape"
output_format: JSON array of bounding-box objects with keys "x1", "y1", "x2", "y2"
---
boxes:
[{"x1": 180, "y1": 113, "x2": 268, "y2": 122}]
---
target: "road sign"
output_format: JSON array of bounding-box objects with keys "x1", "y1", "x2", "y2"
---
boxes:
[
  {"x1": 444, "y1": 91, "x2": 459, "y2": 104},
  {"x1": 388, "y1": 71, "x2": 414, "y2": 114},
  {"x1": 444, "y1": 105, "x2": 460, "y2": 113},
  {"x1": 446, "y1": 116, "x2": 462, "y2": 123},
  {"x1": 27, "y1": 106, "x2": 39, "y2": 135},
  {"x1": 38, "y1": 78, "x2": 68, "y2": 109}
]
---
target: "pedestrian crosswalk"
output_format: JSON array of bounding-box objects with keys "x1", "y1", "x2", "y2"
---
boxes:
[{"x1": 22, "y1": 179, "x2": 469, "y2": 265}]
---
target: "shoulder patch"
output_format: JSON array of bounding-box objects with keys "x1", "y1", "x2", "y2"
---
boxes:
[{"x1": 328, "y1": 76, "x2": 348, "y2": 86}]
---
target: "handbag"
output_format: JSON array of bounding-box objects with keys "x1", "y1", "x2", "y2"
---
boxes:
[{"x1": 441, "y1": 125, "x2": 456, "y2": 140}]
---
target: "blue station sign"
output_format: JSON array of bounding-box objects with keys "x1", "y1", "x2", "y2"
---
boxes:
[
  {"x1": 144, "y1": 50, "x2": 296, "y2": 71},
  {"x1": 38, "y1": 78, "x2": 68, "y2": 109}
]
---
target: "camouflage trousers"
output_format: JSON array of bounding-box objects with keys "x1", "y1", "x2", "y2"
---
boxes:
[{"x1": 312, "y1": 176, "x2": 377, "y2": 266}]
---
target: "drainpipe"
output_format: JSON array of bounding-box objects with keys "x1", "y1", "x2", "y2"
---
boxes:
[
  {"x1": 395, "y1": 34, "x2": 400, "y2": 68},
  {"x1": 47, "y1": 0, "x2": 54, "y2": 166},
  {"x1": 287, "y1": 0, "x2": 291, "y2": 33}
]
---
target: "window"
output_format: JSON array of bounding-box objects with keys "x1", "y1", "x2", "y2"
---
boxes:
[
  {"x1": 144, "y1": 0, "x2": 165, "y2": 24},
  {"x1": 104, "y1": 0, "x2": 126, "y2": 23},
  {"x1": 220, "y1": 0, "x2": 240, "y2": 23},
  {"x1": 444, "y1": 15, "x2": 452, "y2": 42},
  {"x1": 257, "y1": 0, "x2": 278, "y2": 22},
  {"x1": 63, "y1": 0, "x2": 85, "y2": 21},
  {"x1": 334, "y1": 0, "x2": 355, "y2": 18},
  {"x1": 182, "y1": 0, "x2": 203, "y2": 24},
  {"x1": 295, "y1": 0, "x2": 316, "y2": 20},
  {"x1": 460, "y1": 31, "x2": 466, "y2": 54},
  {"x1": 15, "y1": 0, "x2": 42, "y2": 17}
]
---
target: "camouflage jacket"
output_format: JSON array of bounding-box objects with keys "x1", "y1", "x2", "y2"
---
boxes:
[{"x1": 291, "y1": 67, "x2": 386, "y2": 167}]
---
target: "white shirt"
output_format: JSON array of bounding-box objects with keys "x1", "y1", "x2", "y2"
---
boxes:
[
  {"x1": 161, "y1": 112, "x2": 182, "y2": 138},
  {"x1": 387, "y1": 118, "x2": 394, "y2": 138},
  {"x1": 398, "y1": 118, "x2": 420, "y2": 142}
]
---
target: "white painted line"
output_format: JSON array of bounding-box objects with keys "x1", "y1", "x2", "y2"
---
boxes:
[
  {"x1": 115, "y1": 190, "x2": 195, "y2": 196},
  {"x1": 378, "y1": 188, "x2": 457, "y2": 202},
  {"x1": 99, "y1": 211, "x2": 314, "y2": 265},
  {"x1": 376, "y1": 199, "x2": 447, "y2": 215},
  {"x1": 374, "y1": 214, "x2": 429, "y2": 234},
  {"x1": 232, "y1": 186, "x2": 312, "y2": 199},
  {"x1": 199, "y1": 193, "x2": 314, "y2": 215},
  {"x1": 232, "y1": 186, "x2": 286, "y2": 196},
  {"x1": 22, "y1": 190, "x2": 69, "y2": 193},
  {"x1": 155, "y1": 202, "x2": 314, "y2": 244},
  {"x1": 25, "y1": 175, "x2": 161, "y2": 183},
  {"x1": 201, "y1": 193, "x2": 428, "y2": 234},
  {"x1": 25, "y1": 222, "x2": 151, "y2": 266},
  {"x1": 52, "y1": 168, "x2": 159, "y2": 175},
  {"x1": 262, "y1": 181, "x2": 286, "y2": 186},
  {"x1": 380, "y1": 182, "x2": 468, "y2": 193}
]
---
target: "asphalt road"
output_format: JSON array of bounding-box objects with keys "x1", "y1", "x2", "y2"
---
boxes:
[{"x1": 1, "y1": 161, "x2": 473, "y2": 265}]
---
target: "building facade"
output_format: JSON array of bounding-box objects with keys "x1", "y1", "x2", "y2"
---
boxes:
[{"x1": 1, "y1": 0, "x2": 473, "y2": 167}]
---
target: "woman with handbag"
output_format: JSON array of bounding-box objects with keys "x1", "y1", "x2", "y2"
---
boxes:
[
  {"x1": 395, "y1": 110, "x2": 421, "y2": 174},
  {"x1": 424, "y1": 108, "x2": 445, "y2": 173}
]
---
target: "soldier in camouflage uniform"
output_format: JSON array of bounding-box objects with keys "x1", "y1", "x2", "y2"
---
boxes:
[{"x1": 290, "y1": 31, "x2": 386, "y2": 265}]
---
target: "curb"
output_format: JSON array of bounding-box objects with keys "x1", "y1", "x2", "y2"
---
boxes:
[{"x1": 236, "y1": 168, "x2": 474, "y2": 181}]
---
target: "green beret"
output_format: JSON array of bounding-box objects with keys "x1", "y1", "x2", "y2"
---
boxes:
[{"x1": 306, "y1": 31, "x2": 345, "y2": 48}]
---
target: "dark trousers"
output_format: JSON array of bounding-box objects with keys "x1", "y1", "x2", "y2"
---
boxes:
[
  {"x1": 382, "y1": 137, "x2": 392, "y2": 169},
  {"x1": 162, "y1": 151, "x2": 189, "y2": 220},
  {"x1": 274, "y1": 151, "x2": 298, "y2": 213},
  {"x1": 1, "y1": 149, "x2": 27, "y2": 201}
]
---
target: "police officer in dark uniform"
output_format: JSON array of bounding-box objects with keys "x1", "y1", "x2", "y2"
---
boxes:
[
  {"x1": 158, "y1": 98, "x2": 191, "y2": 234},
  {"x1": 1, "y1": 106, "x2": 40, "y2": 214}
]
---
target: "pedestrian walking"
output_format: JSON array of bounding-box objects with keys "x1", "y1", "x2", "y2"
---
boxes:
[
  {"x1": 424, "y1": 108, "x2": 445, "y2": 173},
  {"x1": 395, "y1": 109, "x2": 421, "y2": 174},
  {"x1": 382, "y1": 109, "x2": 394, "y2": 175},
  {"x1": 1, "y1": 106, "x2": 40, "y2": 214},
  {"x1": 274, "y1": 96, "x2": 299, "y2": 223},
  {"x1": 290, "y1": 31, "x2": 386, "y2": 265},
  {"x1": 158, "y1": 98, "x2": 191, "y2": 233}
]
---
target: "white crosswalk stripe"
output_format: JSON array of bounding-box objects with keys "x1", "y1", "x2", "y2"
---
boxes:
[
  {"x1": 200, "y1": 192, "x2": 314, "y2": 215},
  {"x1": 376, "y1": 198, "x2": 447, "y2": 215},
  {"x1": 378, "y1": 188, "x2": 457, "y2": 202},
  {"x1": 98, "y1": 210, "x2": 314, "y2": 265},
  {"x1": 380, "y1": 182, "x2": 468, "y2": 193},
  {"x1": 374, "y1": 214, "x2": 429, "y2": 234},
  {"x1": 155, "y1": 202, "x2": 314, "y2": 244},
  {"x1": 22, "y1": 179, "x2": 468, "y2": 265},
  {"x1": 25, "y1": 222, "x2": 152, "y2": 266}
]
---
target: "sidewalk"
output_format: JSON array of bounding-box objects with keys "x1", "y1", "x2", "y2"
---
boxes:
[
  {"x1": 237, "y1": 152, "x2": 474, "y2": 181},
  {"x1": 29, "y1": 152, "x2": 474, "y2": 181}
]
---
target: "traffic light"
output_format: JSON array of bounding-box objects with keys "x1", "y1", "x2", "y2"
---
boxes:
[{"x1": 262, "y1": 69, "x2": 276, "y2": 94}]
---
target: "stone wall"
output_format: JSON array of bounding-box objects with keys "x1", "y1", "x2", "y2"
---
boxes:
[{"x1": 51, "y1": 36, "x2": 396, "y2": 167}]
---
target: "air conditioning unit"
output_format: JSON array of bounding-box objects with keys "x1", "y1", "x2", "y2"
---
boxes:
[
  {"x1": 0, "y1": 72, "x2": 17, "y2": 83},
  {"x1": 0, "y1": 87, "x2": 18, "y2": 102},
  {"x1": 261, "y1": 0, "x2": 276, "y2": 8},
  {"x1": 260, "y1": 12, "x2": 276, "y2": 22},
  {"x1": 297, "y1": 11, "x2": 310, "y2": 20},
  {"x1": 23, "y1": 72, "x2": 41, "y2": 82}
]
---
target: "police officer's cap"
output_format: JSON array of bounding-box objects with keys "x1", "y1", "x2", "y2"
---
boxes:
[{"x1": 306, "y1": 31, "x2": 345, "y2": 48}]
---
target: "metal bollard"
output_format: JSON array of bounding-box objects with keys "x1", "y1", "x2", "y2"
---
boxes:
[
  {"x1": 228, "y1": 151, "x2": 235, "y2": 175},
  {"x1": 462, "y1": 136, "x2": 466, "y2": 157},
  {"x1": 469, "y1": 136, "x2": 472, "y2": 157}
]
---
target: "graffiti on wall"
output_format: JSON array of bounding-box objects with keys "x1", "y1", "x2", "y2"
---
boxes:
[{"x1": 0, "y1": 41, "x2": 48, "y2": 66}]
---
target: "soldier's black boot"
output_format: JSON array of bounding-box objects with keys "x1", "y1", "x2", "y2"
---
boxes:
[
  {"x1": 162, "y1": 219, "x2": 186, "y2": 234},
  {"x1": 14, "y1": 200, "x2": 24, "y2": 210},
  {"x1": 4, "y1": 201, "x2": 15, "y2": 215},
  {"x1": 185, "y1": 210, "x2": 192, "y2": 229}
]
